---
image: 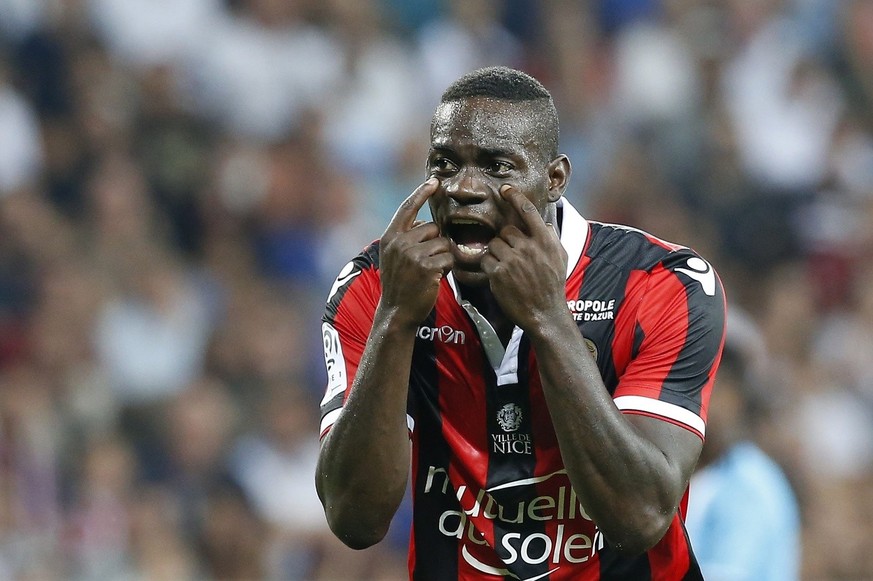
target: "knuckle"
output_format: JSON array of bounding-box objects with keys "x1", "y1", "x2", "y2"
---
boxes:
[{"x1": 400, "y1": 195, "x2": 419, "y2": 210}]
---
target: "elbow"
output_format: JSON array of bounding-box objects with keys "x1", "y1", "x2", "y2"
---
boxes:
[
  {"x1": 600, "y1": 510, "x2": 674, "y2": 557},
  {"x1": 318, "y1": 484, "x2": 398, "y2": 550},
  {"x1": 325, "y1": 508, "x2": 390, "y2": 550}
]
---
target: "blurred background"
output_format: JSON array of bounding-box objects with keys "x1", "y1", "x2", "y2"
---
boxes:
[{"x1": 0, "y1": 0, "x2": 872, "y2": 578}]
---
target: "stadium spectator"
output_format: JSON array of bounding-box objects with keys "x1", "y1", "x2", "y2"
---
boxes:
[{"x1": 686, "y1": 308, "x2": 801, "y2": 580}]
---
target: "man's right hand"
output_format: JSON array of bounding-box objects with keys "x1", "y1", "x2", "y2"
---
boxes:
[{"x1": 379, "y1": 177, "x2": 453, "y2": 326}]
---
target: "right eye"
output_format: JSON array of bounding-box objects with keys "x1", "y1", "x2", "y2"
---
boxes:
[{"x1": 430, "y1": 157, "x2": 458, "y2": 174}]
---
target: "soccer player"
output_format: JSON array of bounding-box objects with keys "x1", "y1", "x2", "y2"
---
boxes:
[{"x1": 317, "y1": 66, "x2": 726, "y2": 579}]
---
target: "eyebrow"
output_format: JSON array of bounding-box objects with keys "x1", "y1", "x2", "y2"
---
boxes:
[{"x1": 428, "y1": 144, "x2": 519, "y2": 159}]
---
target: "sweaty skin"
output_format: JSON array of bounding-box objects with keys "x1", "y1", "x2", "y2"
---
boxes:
[
  {"x1": 316, "y1": 178, "x2": 449, "y2": 548},
  {"x1": 316, "y1": 97, "x2": 703, "y2": 555}
]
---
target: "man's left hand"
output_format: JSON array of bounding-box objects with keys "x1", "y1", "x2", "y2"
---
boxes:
[{"x1": 480, "y1": 186, "x2": 568, "y2": 330}]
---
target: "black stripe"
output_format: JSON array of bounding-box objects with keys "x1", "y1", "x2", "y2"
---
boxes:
[
  {"x1": 318, "y1": 393, "x2": 344, "y2": 419},
  {"x1": 632, "y1": 322, "x2": 645, "y2": 360},
  {"x1": 584, "y1": 222, "x2": 671, "y2": 271},
  {"x1": 575, "y1": 230, "x2": 631, "y2": 392},
  {"x1": 483, "y1": 336, "x2": 552, "y2": 580},
  {"x1": 578, "y1": 224, "x2": 675, "y2": 394},
  {"x1": 659, "y1": 251, "x2": 725, "y2": 412},
  {"x1": 597, "y1": 547, "x2": 652, "y2": 579},
  {"x1": 411, "y1": 309, "x2": 459, "y2": 580}
]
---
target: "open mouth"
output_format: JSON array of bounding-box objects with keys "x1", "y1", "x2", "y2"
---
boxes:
[{"x1": 446, "y1": 219, "x2": 496, "y2": 258}]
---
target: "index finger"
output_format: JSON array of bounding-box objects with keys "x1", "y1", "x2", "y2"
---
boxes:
[
  {"x1": 499, "y1": 185, "x2": 550, "y2": 237},
  {"x1": 385, "y1": 177, "x2": 439, "y2": 236}
]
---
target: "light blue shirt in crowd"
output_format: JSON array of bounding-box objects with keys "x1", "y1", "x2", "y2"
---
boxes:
[{"x1": 686, "y1": 441, "x2": 801, "y2": 581}]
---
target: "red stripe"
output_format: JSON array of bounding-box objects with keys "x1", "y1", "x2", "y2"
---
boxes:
[
  {"x1": 319, "y1": 265, "x2": 382, "y2": 438},
  {"x1": 641, "y1": 230, "x2": 684, "y2": 253},
  {"x1": 647, "y1": 516, "x2": 692, "y2": 579},
  {"x1": 331, "y1": 264, "x2": 381, "y2": 405},
  {"x1": 611, "y1": 269, "x2": 649, "y2": 376},
  {"x1": 432, "y1": 287, "x2": 499, "y2": 576},
  {"x1": 614, "y1": 264, "x2": 690, "y2": 400}
]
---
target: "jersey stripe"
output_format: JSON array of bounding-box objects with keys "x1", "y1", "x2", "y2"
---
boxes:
[
  {"x1": 410, "y1": 309, "x2": 459, "y2": 579},
  {"x1": 486, "y1": 338, "x2": 554, "y2": 580},
  {"x1": 647, "y1": 517, "x2": 692, "y2": 578}
]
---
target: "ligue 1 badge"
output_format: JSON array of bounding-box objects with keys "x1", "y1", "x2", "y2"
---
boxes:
[{"x1": 496, "y1": 403, "x2": 523, "y2": 432}]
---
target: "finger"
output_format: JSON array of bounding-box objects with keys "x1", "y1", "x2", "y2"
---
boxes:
[
  {"x1": 480, "y1": 252, "x2": 498, "y2": 275},
  {"x1": 421, "y1": 252, "x2": 454, "y2": 274},
  {"x1": 402, "y1": 222, "x2": 440, "y2": 242},
  {"x1": 385, "y1": 177, "x2": 439, "y2": 236},
  {"x1": 499, "y1": 185, "x2": 549, "y2": 237},
  {"x1": 415, "y1": 236, "x2": 452, "y2": 257},
  {"x1": 484, "y1": 236, "x2": 512, "y2": 260},
  {"x1": 497, "y1": 225, "x2": 526, "y2": 247}
]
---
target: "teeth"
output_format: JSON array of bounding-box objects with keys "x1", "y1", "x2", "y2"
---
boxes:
[
  {"x1": 457, "y1": 243, "x2": 486, "y2": 256},
  {"x1": 451, "y1": 219, "x2": 481, "y2": 225}
]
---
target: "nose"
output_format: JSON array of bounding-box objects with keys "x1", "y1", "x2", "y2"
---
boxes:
[{"x1": 443, "y1": 168, "x2": 489, "y2": 206}]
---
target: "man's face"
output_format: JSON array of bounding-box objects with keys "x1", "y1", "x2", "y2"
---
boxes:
[{"x1": 427, "y1": 97, "x2": 567, "y2": 287}]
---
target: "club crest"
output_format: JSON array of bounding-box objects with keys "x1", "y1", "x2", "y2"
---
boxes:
[{"x1": 497, "y1": 403, "x2": 523, "y2": 432}]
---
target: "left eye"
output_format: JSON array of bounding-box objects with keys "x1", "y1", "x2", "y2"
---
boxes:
[{"x1": 487, "y1": 162, "x2": 512, "y2": 174}]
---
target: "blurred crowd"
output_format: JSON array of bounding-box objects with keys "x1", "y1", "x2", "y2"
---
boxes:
[{"x1": 0, "y1": 0, "x2": 872, "y2": 579}]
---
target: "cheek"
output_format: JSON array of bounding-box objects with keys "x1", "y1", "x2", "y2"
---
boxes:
[{"x1": 427, "y1": 196, "x2": 444, "y2": 225}]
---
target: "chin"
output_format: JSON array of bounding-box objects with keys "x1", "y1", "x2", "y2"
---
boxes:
[{"x1": 451, "y1": 268, "x2": 489, "y2": 288}]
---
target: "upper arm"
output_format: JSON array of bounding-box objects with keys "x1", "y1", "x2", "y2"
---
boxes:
[{"x1": 626, "y1": 414, "x2": 703, "y2": 500}]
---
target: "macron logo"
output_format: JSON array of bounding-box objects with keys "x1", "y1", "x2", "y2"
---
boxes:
[
  {"x1": 675, "y1": 257, "x2": 716, "y2": 296},
  {"x1": 416, "y1": 325, "x2": 466, "y2": 345}
]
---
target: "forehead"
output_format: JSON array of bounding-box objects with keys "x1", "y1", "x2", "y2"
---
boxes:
[{"x1": 430, "y1": 97, "x2": 540, "y2": 153}]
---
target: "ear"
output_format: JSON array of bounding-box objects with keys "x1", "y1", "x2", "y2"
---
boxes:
[{"x1": 546, "y1": 154, "x2": 571, "y2": 202}]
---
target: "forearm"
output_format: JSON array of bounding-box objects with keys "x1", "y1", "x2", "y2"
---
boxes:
[
  {"x1": 316, "y1": 303, "x2": 417, "y2": 549},
  {"x1": 528, "y1": 313, "x2": 683, "y2": 554}
]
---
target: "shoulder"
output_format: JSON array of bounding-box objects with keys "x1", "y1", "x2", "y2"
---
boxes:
[
  {"x1": 586, "y1": 221, "x2": 691, "y2": 270},
  {"x1": 586, "y1": 221, "x2": 721, "y2": 297},
  {"x1": 324, "y1": 240, "x2": 383, "y2": 321}
]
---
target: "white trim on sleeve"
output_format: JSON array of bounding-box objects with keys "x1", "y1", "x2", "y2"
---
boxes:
[
  {"x1": 614, "y1": 395, "x2": 706, "y2": 437},
  {"x1": 319, "y1": 408, "x2": 342, "y2": 436},
  {"x1": 320, "y1": 409, "x2": 415, "y2": 439}
]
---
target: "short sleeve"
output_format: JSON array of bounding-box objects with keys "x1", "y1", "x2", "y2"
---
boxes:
[
  {"x1": 319, "y1": 249, "x2": 381, "y2": 439},
  {"x1": 613, "y1": 252, "x2": 726, "y2": 439}
]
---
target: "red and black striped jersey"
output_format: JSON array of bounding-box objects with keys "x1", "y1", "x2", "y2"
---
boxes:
[{"x1": 320, "y1": 199, "x2": 726, "y2": 580}]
